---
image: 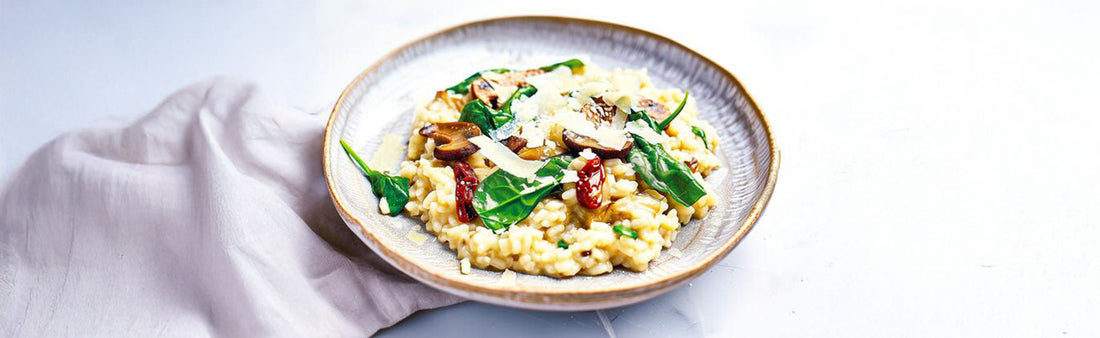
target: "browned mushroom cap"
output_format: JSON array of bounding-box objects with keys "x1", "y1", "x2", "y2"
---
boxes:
[
  {"x1": 496, "y1": 69, "x2": 545, "y2": 87},
  {"x1": 561, "y1": 96, "x2": 633, "y2": 159},
  {"x1": 501, "y1": 136, "x2": 527, "y2": 153},
  {"x1": 418, "y1": 122, "x2": 482, "y2": 161},
  {"x1": 585, "y1": 97, "x2": 618, "y2": 124},
  {"x1": 502, "y1": 136, "x2": 567, "y2": 161},
  {"x1": 562, "y1": 131, "x2": 633, "y2": 159},
  {"x1": 469, "y1": 78, "x2": 499, "y2": 108},
  {"x1": 517, "y1": 144, "x2": 566, "y2": 161},
  {"x1": 434, "y1": 90, "x2": 468, "y2": 112},
  {"x1": 637, "y1": 98, "x2": 670, "y2": 122},
  {"x1": 684, "y1": 157, "x2": 699, "y2": 172}
]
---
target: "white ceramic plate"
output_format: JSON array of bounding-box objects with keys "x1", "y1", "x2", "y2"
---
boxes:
[{"x1": 323, "y1": 16, "x2": 779, "y2": 310}]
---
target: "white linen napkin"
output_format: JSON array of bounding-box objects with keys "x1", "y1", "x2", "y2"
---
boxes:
[{"x1": 0, "y1": 79, "x2": 463, "y2": 336}]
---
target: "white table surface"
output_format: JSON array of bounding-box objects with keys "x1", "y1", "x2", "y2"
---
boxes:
[{"x1": 3, "y1": 1, "x2": 1098, "y2": 336}]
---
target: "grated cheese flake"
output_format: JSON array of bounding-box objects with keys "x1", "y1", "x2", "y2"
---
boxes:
[
  {"x1": 469, "y1": 135, "x2": 545, "y2": 178},
  {"x1": 499, "y1": 269, "x2": 517, "y2": 286},
  {"x1": 406, "y1": 229, "x2": 428, "y2": 245}
]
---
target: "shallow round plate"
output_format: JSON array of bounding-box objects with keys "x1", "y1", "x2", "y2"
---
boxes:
[{"x1": 323, "y1": 16, "x2": 779, "y2": 311}]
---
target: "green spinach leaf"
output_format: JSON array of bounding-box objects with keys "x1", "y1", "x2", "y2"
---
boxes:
[
  {"x1": 339, "y1": 139, "x2": 410, "y2": 216},
  {"x1": 459, "y1": 86, "x2": 537, "y2": 140},
  {"x1": 459, "y1": 100, "x2": 496, "y2": 134},
  {"x1": 495, "y1": 85, "x2": 538, "y2": 129},
  {"x1": 473, "y1": 155, "x2": 574, "y2": 231},
  {"x1": 656, "y1": 90, "x2": 689, "y2": 130},
  {"x1": 691, "y1": 126, "x2": 710, "y2": 150},
  {"x1": 444, "y1": 68, "x2": 511, "y2": 94},
  {"x1": 625, "y1": 134, "x2": 707, "y2": 206},
  {"x1": 612, "y1": 224, "x2": 638, "y2": 239},
  {"x1": 538, "y1": 58, "x2": 585, "y2": 73},
  {"x1": 628, "y1": 108, "x2": 661, "y2": 133}
]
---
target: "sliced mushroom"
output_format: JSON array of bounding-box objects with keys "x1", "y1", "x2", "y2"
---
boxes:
[
  {"x1": 496, "y1": 69, "x2": 545, "y2": 87},
  {"x1": 517, "y1": 145, "x2": 566, "y2": 161},
  {"x1": 562, "y1": 131, "x2": 633, "y2": 159},
  {"x1": 583, "y1": 97, "x2": 617, "y2": 124},
  {"x1": 418, "y1": 122, "x2": 482, "y2": 161},
  {"x1": 684, "y1": 157, "x2": 699, "y2": 172},
  {"x1": 637, "y1": 98, "x2": 670, "y2": 122},
  {"x1": 434, "y1": 90, "x2": 467, "y2": 112},
  {"x1": 501, "y1": 136, "x2": 527, "y2": 153},
  {"x1": 561, "y1": 96, "x2": 633, "y2": 159},
  {"x1": 502, "y1": 135, "x2": 566, "y2": 160},
  {"x1": 469, "y1": 78, "x2": 499, "y2": 108}
]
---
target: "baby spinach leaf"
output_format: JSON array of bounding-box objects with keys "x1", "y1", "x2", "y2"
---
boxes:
[
  {"x1": 340, "y1": 139, "x2": 410, "y2": 216},
  {"x1": 459, "y1": 86, "x2": 537, "y2": 140},
  {"x1": 459, "y1": 100, "x2": 496, "y2": 135},
  {"x1": 628, "y1": 108, "x2": 661, "y2": 133},
  {"x1": 691, "y1": 126, "x2": 710, "y2": 150},
  {"x1": 612, "y1": 224, "x2": 638, "y2": 239},
  {"x1": 444, "y1": 68, "x2": 511, "y2": 94},
  {"x1": 656, "y1": 90, "x2": 689, "y2": 130},
  {"x1": 473, "y1": 155, "x2": 574, "y2": 231},
  {"x1": 538, "y1": 58, "x2": 585, "y2": 73},
  {"x1": 495, "y1": 85, "x2": 538, "y2": 129},
  {"x1": 625, "y1": 134, "x2": 707, "y2": 207}
]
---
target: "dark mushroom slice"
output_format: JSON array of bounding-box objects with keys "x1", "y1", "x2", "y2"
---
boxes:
[
  {"x1": 496, "y1": 69, "x2": 545, "y2": 87},
  {"x1": 502, "y1": 135, "x2": 567, "y2": 161},
  {"x1": 562, "y1": 130, "x2": 633, "y2": 159},
  {"x1": 684, "y1": 157, "x2": 699, "y2": 173},
  {"x1": 582, "y1": 98, "x2": 617, "y2": 125},
  {"x1": 637, "y1": 98, "x2": 670, "y2": 122},
  {"x1": 501, "y1": 135, "x2": 527, "y2": 153},
  {"x1": 517, "y1": 144, "x2": 567, "y2": 161},
  {"x1": 418, "y1": 122, "x2": 482, "y2": 161},
  {"x1": 434, "y1": 90, "x2": 468, "y2": 112},
  {"x1": 561, "y1": 96, "x2": 633, "y2": 159},
  {"x1": 469, "y1": 78, "x2": 499, "y2": 109}
]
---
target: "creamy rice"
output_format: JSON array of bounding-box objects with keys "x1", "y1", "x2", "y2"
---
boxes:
[{"x1": 396, "y1": 62, "x2": 720, "y2": 277}]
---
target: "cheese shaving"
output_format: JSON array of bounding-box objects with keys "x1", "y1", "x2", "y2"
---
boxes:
[
  {"x1": 499, "y1": 269, "x2": 517, "y2": 286},
  {"x1": 406, "y1": 229, "x2": 428, "y2": 245},
  {"x1": 578, "y1": 148, "x2": 597, "y2": 160},
  {"x1": 561, "y1": 170, "x2": 579, "y2": 183},
  {"x1": 460, "y1": 258, "x2": 472, "y2": 275},
  {"x1": 469, "y1": 135, "x2": 545, "y2": 178},
  {"x1": 379, "y1": 197, "x2": 390, "y2": 215},
  {"x1": 369, "y1": 134, "x2": 407, "y2": 171},
  {"x1": 551, "y1": 108, "x2": 630, "y2": 149},
  {"x1": 625, "y1": 120, "x2": 667, "y2": 144}
]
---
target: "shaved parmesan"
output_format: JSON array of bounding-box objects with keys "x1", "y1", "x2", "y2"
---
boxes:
[
  {"x1": 460, "y1": 258, "x2": 472, "y2": 275},
  {"x1": 552, "y1": 108, "x2": 630, "y2": 149},
  {"x1": 625, "y1": 120, "x2": 667, "y2": 144},
  {"x1": 578, "y1": 148, "x2": 597, "y2": 160},
  {"x1": 406, "y1": 229, "x2": 428, "y2": 245},
  {"x1": 379, "y1": 197, "x2": 391, "y2": 215},
  {"x1": 499, "y1": 269, "x2": 517, "y2": 286},
  {"x1": 469, "y1": 135, "x2": 545, "y2": 178},
  {"x1": 496, "y1": 85, "x2": 518, "y2": 101},
  {"x1": 369, "y1": 134, "x2": 407, "y2": 171},
  {"x1": 561, "y1": 170, "x2": 579, "y2": 183}
]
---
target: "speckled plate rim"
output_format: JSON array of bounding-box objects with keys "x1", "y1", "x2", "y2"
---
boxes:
[{"x1": 323, "y1": 15, "x2": 780, "y2": 309}]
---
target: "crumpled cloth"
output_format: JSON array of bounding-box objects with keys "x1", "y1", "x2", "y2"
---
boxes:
[{"x1": 0, "y1": 79, "x2": 463, "y2": 336}]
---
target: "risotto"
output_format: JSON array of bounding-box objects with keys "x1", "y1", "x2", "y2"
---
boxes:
[{"x1": 341, "y1": 59, "x2": 721, "y2": 278}]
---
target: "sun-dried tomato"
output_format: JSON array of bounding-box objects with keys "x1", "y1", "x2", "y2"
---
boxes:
[
  {"x1": 576, "y1": 157, "x2": 605, "y2": 209},
  {"x1": 452, "y1": 161, "x2": 479, "y2": 222}
]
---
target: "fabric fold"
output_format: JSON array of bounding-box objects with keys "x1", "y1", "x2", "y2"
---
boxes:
[{"x1": 0, "y1": 79, "x2": 462, "y2": 336}]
